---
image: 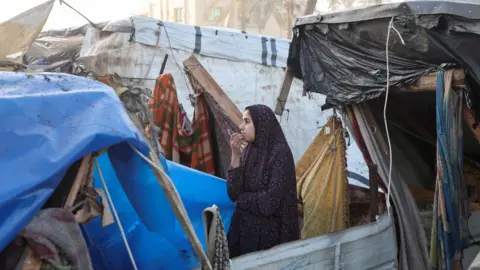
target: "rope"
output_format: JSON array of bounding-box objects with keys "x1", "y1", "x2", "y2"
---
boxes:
[
  {"x1": 159, "y1": 21, "x2": 193, "y2": 95},
  {"x1": 95, "y1": 160, "x2": 138, "y2": 270},
  {"x1": 58, "y1": 0, "x2": 100, "y2": 30},
  {"x1": 384, "y1": 17, "x2": 405, "y2": 216}
]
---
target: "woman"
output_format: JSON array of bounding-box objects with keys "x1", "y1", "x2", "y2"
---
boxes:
[{"x1": 226, "y1": 104, "x2": 299, "y2": 258}]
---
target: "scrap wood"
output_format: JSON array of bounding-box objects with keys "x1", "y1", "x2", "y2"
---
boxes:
[
  {"x1": 64, "y1": 154, "x2": 93, "y2": 209},
  {"x1": 396, "y1": 69, "x2": 465, "y2": 92},
  {"x1": 183, "y1": 56, "x2": 242, "y2": 126},
  {"x1": 369, "y1": 164, "x2": 379, "y2": 222},
  {"x1": 62, "y1": 153, "x2": 113, "y2": 226},
  {"x1": 274, "y1": 0, "x2": 318, "y2": 116}
]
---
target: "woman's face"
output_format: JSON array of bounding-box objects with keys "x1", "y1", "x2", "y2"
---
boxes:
[{"x1": 240, "y1": 110, "x2": 255, "y2": 143}]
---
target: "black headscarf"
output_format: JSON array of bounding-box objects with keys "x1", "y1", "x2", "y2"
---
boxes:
[{"x1": 241, "y1": 104, "x2": 293, "y2": 191}]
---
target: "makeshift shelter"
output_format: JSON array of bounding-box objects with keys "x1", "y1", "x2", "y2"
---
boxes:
[
  {"x1": 74, "y1": 16, "x2": 369, "y2": 182},
  {"x1": 0, "y1": 71, "x2": 234, "y2": 269},
  {"x1": 286, "y1": 1, "x2": 480, "y2": 269}
]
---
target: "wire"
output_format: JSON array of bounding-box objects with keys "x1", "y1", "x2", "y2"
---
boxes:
[
  {"x1": 59, "y1": 0, "x2": 100, "y2": 30},
  {"x1": 95, "y1": 160, "x2": 138, "y2": 270},
  {"x1": 159, "y1": 21, "x2": 194, "y2": 95},
  {"x1": 384, "y1": 17, "x2": 405, "y2": 216}
]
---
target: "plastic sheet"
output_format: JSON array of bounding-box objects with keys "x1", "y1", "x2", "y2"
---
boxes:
[
  {"x1": 0, "y1": 72, "x2": 147, "y2": 252},
  {"x1": 288, "y1": 0, "x2": 480, "y2": 108},
  {"x1": 84, "y1": 151, "x2": 234, "y2": 269},
  {"x1": 0, "y1": 71, "x2": 235, "y2": 269},
  {"x1": 0, "y1": 0, "x2": 54, "y2": 62},
  {"x1": 24, "y1": 35, "x2": 84, "y2": 72}
]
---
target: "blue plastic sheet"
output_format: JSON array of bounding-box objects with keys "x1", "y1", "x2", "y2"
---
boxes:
[
  {"x1": 0, "y1": 72, "x2": 147, "y2": 252},
  {"x1": 84, "y1": 151, "x2": 234, "y2": 269},
  {"x1": 0, "y1": 72, "x2": 235, "y2": 269}
]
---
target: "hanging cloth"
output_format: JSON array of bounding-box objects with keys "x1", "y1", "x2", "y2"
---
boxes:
[
  {"x1": 296, "y1": 116, "x2": 350, "y2": 239},
  {"x1": 147, "y1": 74, "x2": 216, "y2": 175},
  {"x1": 202, "y1": 205, "x2": 230, "y2": 270},
  {"x1": 431, "y1": 69, "x2": 470, "y2": 270}
]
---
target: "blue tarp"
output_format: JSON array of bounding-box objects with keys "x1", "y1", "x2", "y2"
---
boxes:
[
  {"x1": 0, "y1": 72, "x2": 235, "y2": 269},
  {"x1": 84, "y1": 151, "x2": 234, "y2": 269}
]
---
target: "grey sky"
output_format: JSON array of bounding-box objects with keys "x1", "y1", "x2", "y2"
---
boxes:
[{"x1": 0, "y1": 0, "x2": 150, "y2": 30}]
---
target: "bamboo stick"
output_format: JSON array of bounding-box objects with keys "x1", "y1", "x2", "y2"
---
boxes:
[{"x1": 274, "y1": 0, "x2": 318, "y2": 116}]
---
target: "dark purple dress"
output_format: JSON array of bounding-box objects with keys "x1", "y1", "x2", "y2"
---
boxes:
[{"x1": 226, "y1": 104, "x2": 299, "y2": 258}]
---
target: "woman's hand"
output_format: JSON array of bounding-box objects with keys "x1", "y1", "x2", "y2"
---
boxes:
[
  {"x1": 230, "y1": 133, "x2": 244, "y2": 168},
  {"x1": 230, "y1": 133, "x2": 244, "y2": 157}
]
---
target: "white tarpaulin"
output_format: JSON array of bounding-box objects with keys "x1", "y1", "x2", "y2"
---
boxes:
[
  {"x1": 0, "y1": 0, "x2": 54, "y2": 62},
  {"x1": 77, "y1": 16, "x2": 368, "y2": 181}
]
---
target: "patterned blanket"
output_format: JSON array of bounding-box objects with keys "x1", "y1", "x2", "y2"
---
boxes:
[{"x1": 147, "y1": 74, "x2": 215, "y2": 175}]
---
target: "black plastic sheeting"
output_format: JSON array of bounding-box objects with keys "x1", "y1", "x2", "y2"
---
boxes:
[{"x1": 287, "y1": 1, "x2": 480, "y2": 108}]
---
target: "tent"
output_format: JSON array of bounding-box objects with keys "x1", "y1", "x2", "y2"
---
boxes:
[{"x1": 287, "y1": 1, "x2": 480, "y2": 269}]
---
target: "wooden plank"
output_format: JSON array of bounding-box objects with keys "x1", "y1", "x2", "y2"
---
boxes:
[
  {"x1": 274, "y1": 70, "x2": 294, "y2": 115},
  {"x1": 183, "y1": 56, "x2": 243, "y2": 126},
  {"x1": 397, "y1": 69, "x2": 465, "y2": 92},
  {"x1": 64, "y1": 154, "x2": 92, "y2": 208},
  {"x1": 368, "y1": 164, "x2": 379, "y2": 222},
  {"x1": 274, "y1": 0, "x2": 318, "y2": 116},
  {"x1": 410, "y1": 185, "x2": 480, "y2": 211}
]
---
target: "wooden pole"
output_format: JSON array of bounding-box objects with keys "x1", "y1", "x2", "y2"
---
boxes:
[
  {"x1": 129, "y1": 112, "x2": 213, "y2": 270},
  {"x1": 127, "y1": 110, "x2": 212, "y2": 270},
  {"x1": 64, "y1": 154, "x2": 92, "y2": 209},
  {"x1": 274, "y1": 0, "x2": 318, "y2": 116},
  {"x1": 98, "y1": 74, "x2": 212, "y2": 269},
  {"x1": 368, "y1": 164, "x2": 379, "y2": 222},
  {"x1": 397, "y1": 69, "x2": 465, "y2": 92}
]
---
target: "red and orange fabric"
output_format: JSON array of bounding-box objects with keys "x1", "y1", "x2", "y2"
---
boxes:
[{"x1": 147, "y1": 73, "x2": 215, "y2": 175}]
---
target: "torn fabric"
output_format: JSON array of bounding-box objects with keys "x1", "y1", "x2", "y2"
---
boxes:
[
  {"x1": 344, "y1": 103, "x2": 429, "y2": 270},
  {"x1": 0, "y1": 0, "x2": 54, "y2": 62},
  {"x1": 296, "y1": 116, "x2": 349, "y2": 239}
]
